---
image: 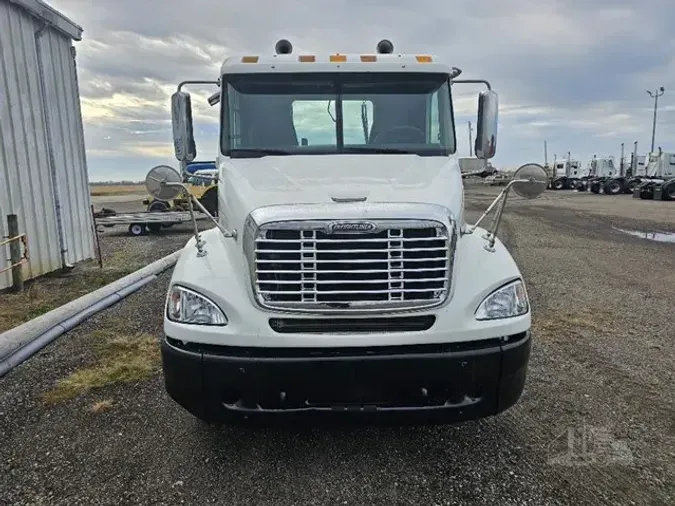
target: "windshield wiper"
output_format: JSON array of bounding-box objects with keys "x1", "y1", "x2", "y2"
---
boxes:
[
  {"x1": 229, "y1": 148, "x2": 292, "y2": 158},
  {"x1": 341, "y1": 146, "x2": 417, "y2": 154}
]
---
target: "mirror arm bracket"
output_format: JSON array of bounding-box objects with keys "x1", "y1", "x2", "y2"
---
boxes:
[
  {"x1": 484, "y1": 190, "x2": 509, "y2": 252},
  {"x1": 164, "y1": 182, "x2": 237, "y2": 244},
  {"x1": 177, "y1": 79, "x2": 220, "y2": 92},
  {"x1": 186, "y1": 195, "x2": 207, "y2": 257},
  {"x1": 468, "y1": 179, "x2": 518, "y2": 234},
  {"x1": 451, "y1": 79, "x2": 492, "y2": 91},
  {"x1": 468, "y1": 178, "x2": 539, "y2": 251}
]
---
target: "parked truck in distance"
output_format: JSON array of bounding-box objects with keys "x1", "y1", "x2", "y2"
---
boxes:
[
  {"x1": 549, "y1": 156, "x2": 583, "y2": 190},
  {"x1": 580, "y1": 148, "x2": 675, "y2": 200},
  {"x1": 634, "y1": 149, "x2": 675, "y2": 201},
  {"x1": 153, "y1": 39, "x2": 548, "y2": 426}
]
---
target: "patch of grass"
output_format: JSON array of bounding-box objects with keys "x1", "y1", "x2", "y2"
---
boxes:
[
  {"x1": 90, "y1": 399, "x2": 114, "y2": 413},
  {"x1": 90, "y1": 184, "x2": 146, "y2": 197},
  {"x1": 105, "y1": 249, "x2": 142, "y2": 271},
  {"x1": 0, "y1": 263, "x2": 138, "y2": 333},
  {"x1": 43, "y1": 333, "x2": 160, "y2": 405},
  {"x1": 533, "y1": 309, "x2": 615, "y2": 340}
]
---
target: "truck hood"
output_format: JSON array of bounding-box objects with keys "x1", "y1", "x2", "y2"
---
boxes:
[{"x1": 218, "y1": 155, "x2": 464, "y2": 231}]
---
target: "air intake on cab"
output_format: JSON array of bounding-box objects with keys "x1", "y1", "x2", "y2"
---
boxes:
[
  {"x1": 275, "y1": 39, "x2": 293, "y2": 54},
  {"x1": 376, "y1": 39, "x2": 394, "y2": 54}
]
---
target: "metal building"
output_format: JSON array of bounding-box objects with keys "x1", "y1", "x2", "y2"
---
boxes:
[{"x1": 0, "y1": 0, "x2": 95, "y2": 290}]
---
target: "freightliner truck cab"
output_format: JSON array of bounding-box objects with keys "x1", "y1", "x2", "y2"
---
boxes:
[{"x1": 150, "y1": 39, "x2": 548, "y2": 425}]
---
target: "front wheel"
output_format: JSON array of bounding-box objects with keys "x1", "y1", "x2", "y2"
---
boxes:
[{"x1": 553, "y1": 179, "x2": 564, "y2": 190}]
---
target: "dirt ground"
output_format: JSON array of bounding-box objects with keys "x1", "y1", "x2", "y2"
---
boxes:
[{"x1": 1, "y1": 188, "x2": 674, "y2": 505}]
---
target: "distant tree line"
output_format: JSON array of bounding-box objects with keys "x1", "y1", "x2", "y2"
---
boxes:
[{"x1": 89, "y1": 180, "x2": 144, "y2": 185}]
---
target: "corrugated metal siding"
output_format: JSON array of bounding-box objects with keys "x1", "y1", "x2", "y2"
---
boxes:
[
  {"x1": 0, "y1": 0, "x2": 94, "y2": 290},
  {"x1": 37, "y1": 27, "x2": 95, "y2": 266}
]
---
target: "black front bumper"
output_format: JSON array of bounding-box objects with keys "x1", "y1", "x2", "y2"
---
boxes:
[{"x1": 161, "y1": 331, "x2": 531, "y2": 425}]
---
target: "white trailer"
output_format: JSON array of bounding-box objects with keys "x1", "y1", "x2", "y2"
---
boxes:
[
  {"x1": 154, "y1": 39, "x2": 548, "y2": 425},
  {"x1": 94, "y1": 210, "x2": 209, "y2": 236}
]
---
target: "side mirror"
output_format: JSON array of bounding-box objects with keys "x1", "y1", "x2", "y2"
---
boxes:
[
  {"x1": 474, "y1": 90, "x2": 498, "y2": 159},
  {"x1": 171, "y1": 91, "x2": 197, "y2": 162}
]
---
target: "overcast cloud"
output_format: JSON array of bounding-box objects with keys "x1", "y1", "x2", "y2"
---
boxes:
[{"x1": 49, "y1": 0, "x2": 675, "y2": 181}]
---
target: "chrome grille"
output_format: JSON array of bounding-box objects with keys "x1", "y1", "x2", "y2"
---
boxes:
[{"x1": 253, "y1": 220, "x2": 453, "y2": 312}]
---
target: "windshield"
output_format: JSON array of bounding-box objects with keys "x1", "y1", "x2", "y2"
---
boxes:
[{"x1": 220, "y1": 72, "x2": 455, "y2": 157}]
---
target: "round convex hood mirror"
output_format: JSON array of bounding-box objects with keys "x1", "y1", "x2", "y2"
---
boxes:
[
  {"x1": 145, "y1": 165, "x2": 184, "y2": 201},
  {"x1": 512, "y1": 163, "x2": 548, "y2": 199}
]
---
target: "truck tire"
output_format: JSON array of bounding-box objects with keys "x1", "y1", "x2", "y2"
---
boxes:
[
  {"x1": 662, "y1": 180, "x2": 675, "y2": 201},
  {"x1": 553, "y1": 179, "x2": 564, "y2": 190},
  {"x1": 128, "y1": 223, "x2": 146, "y2": 236},
  {"x1": 640, "y1": 184, "x2": 654, "y2": 200},
  {"x1": 604, "y1": 180, "x2": 622, "y2": 195},
  {"x1": 148, "y1": 200, "x2": 170, "y2": 212},
  {"x1": 200, "y1": 187, "x2": 218, "y2": 217},
  {"x1": 147, "y1": 200, "x2": 170, "y2": 232},
  {"x1": 590, "y1": 181, "x2": 601, "y2": 194}
]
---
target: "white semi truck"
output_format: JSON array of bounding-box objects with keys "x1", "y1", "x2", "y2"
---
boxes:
[
  {"x1": 550, "y1": 155, "x2": 584, "y2": 190},
  {"x1": 634, "y1": 149, "x2": 675, "y2": 200},
  {"x1": 580, "y1": 142, "x2": 675, "y2": 198},
  {"x1": 151, "y1": 39, "x2": 547, "y2": 425}
]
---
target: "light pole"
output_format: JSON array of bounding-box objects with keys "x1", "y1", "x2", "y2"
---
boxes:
[{"x1": 647, "y1": 87, "x2": 665, "y2": 153}]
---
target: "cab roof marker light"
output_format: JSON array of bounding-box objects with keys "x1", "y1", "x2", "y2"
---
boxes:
[
  {"x1": 241, "y1": 56, "x2": 259, "y2": 63},
  {"x1": 416, "y1": 55, "x2": 433, "y2": 63},
  {"x1": 360, "y1": 55, "x2": 377, "y2": 62},
  {"x1": 330, "y1": 54, "x2": 347, "y2": 62},
  {"x1": 299, "y1": 55, "x2": 316, "y2": 62}
]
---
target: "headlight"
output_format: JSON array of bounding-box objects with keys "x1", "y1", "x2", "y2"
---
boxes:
[
  {"x1": 167, "y1": 286, "x2": 228, "y2": 326},
  {"x1": 475, "y1": 280, "x2": 529, "y2": 320}
]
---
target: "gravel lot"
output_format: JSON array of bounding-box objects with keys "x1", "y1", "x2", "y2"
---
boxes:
[{"x1": 1, "y1": 188, "x2": 674, "y2": 505}]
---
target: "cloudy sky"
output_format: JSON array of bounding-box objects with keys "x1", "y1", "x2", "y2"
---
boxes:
[{"x1": 50, "y1": 0, "x2": 675, "y2": 181}]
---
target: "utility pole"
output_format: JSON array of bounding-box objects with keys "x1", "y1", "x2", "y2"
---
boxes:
[
  {"x1": 468, "y1": 121, "x2": 473, "y2": 156},
  {"x1": 620, "y1": 142, "x2": 625, "y2": 177},
  {"x1": 647, "y1": 87, "x2": 665, "y2": 153},
  {"x1": 544, "y1": 141, "x2": 548, "y2": 168}
]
